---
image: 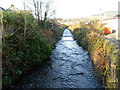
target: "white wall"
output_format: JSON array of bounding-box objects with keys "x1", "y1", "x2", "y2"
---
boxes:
[{"x1": 102, "y1": 18, "x2": 120, "y2": 40}]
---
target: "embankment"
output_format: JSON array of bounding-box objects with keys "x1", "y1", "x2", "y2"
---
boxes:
[
  {"x1": 73, "y1": 28, "x2": 119, "y2": 88},
  {"x1": 2, "y1": 10, "x2": 65, "y2": 87}
]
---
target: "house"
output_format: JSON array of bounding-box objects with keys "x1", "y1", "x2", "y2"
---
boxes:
[
  {"x1": 0, "y1": 7, "x2": 5, "y2": 12},
  {"x1": 102, "y1": 17, "x2": 120, "y2": 40},
  {"x1": 2, "y1": 5, "x2": 19, "y2": 35},
  {"x1": 6, "y1": 4, "x2": 19, "y2": 12}
]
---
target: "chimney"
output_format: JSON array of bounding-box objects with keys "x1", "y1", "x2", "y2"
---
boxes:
[{"x1": 10, "y1": 4, "x2": 14, "y2": 8}]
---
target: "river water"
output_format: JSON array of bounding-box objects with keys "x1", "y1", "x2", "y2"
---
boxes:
[{"x1": 12, "y1": 29, "x2": 102, "y2": 88}]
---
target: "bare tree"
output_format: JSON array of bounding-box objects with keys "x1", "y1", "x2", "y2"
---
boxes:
[
  {"x1": 44, "y1": 2, "x2": 50, "y2": 29},
  {"x1": 24, "y1": 0, "x2": 55, "y2": 27},
  {"x1": 40, "y1": 1, "x2": 43, "y2": 20},
  {"x1": 32, "y1": 0, "x2": 40, "y2": 25}
]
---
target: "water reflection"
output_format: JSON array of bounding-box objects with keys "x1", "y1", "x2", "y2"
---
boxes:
[{"x1": 62, "y1": 29, "x2": 73, "y2": 41}]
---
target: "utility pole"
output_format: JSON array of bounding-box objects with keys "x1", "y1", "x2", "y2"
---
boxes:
[
  {"x1": 0, "y1": 11, "x2": 2, "y2": 89},
  {"x1": 23, "y1": 1, "x2": 27, "y2": 36},
  {"x1": 99, "y1": 8, "x2": 102, "y2": 27},
  {"x1": 0, "y1": 11, "x2": 4, "y2": 41}
]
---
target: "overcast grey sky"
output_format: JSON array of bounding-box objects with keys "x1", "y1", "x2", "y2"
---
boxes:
[{"x1": 0, "y1": 0, "x2": 119, "y2": 18}]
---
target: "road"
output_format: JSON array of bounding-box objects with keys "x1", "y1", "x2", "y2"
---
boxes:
[{"x1": 105, "y1": 33, "x2": 119, "y2": 48}]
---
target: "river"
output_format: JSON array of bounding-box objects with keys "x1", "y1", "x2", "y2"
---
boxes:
[{"x1": 12, "y1": 29, "x2": 102, "y2": 88}]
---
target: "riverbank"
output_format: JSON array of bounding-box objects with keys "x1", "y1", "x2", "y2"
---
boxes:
[
  {"x1": 3, "y1": 27, "x2": 64, "y2": 88},
  {"x1": 73, "y1": 28, "x2": 119, "y2": 88},
  {"x1": 3, "y1": 26, "x2": 65, "y2": 88},
  {"x1": 2, "y1": 10, "x2": 65, "y2": 87}
]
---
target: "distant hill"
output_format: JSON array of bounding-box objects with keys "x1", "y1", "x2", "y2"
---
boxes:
[{"x1": 91, "y1": 11, "x2": 119, "y2": 18}]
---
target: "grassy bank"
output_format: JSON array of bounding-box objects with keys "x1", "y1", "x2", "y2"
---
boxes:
[
  {"x1": 72, "y1": 19, "x2": 119, "y2": 88},
  {"x1": 2, "y1": 10, "x2": 64, "y2": 87}
]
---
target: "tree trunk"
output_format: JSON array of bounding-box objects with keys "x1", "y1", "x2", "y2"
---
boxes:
[
  {"x1": 23, "y1": 3, "x2": 26, "y2": 37},
  {"x1": 44, "y1": 12, "x2": 47, "y2": 30}
]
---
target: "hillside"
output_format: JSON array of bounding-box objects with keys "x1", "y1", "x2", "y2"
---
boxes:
[{"x1": 91, "y1": 11, "x2": 118, "y2": 18}]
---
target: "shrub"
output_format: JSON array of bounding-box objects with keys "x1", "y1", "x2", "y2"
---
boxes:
[
  {"x1": 73, "y1": 19, "x2": 119, "y2": 88},
  {"x1": 2, "y1": 29, "x2": 52, "y2": 86},
  {"x1": 2, "y1": 10, "x2": 64, "y2": 87}
]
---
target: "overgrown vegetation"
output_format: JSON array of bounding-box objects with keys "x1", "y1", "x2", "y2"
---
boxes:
[
  {"x1": 72, "y1": 19, "x2": 119, "y2": 88},
  {"x1": 2, "y1": 10, "x2": 64, "y2": 87}
]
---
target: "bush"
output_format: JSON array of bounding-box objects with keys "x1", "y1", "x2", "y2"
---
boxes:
[
  {"x1": 73, "y1": 19, "x2": 119, "y2": 88},
  {"x1": 2, "y1": 10, "x2": 64, "y2": 87},
  {"x1": 2, "y1": 29, "x2": 53, "y2": 86}
]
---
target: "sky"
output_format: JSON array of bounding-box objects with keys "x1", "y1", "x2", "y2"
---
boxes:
[{"x1": 0, "y1": 0, "x2": 119, "y2": 18}]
